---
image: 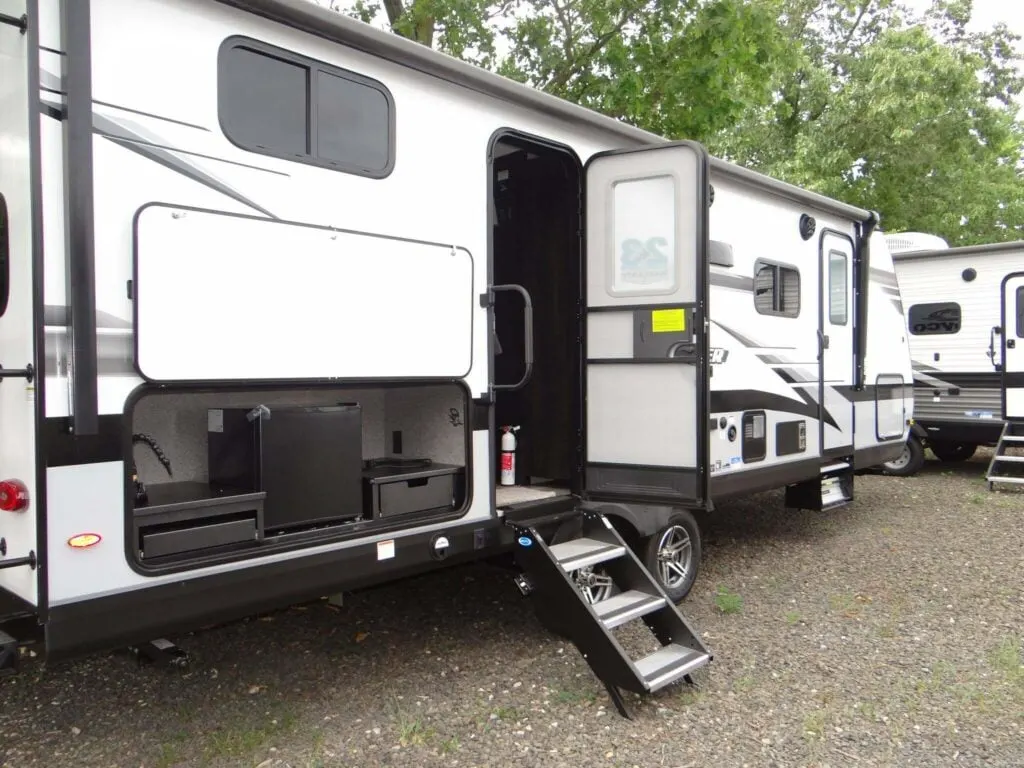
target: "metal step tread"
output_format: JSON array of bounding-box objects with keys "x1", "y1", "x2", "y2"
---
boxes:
[
  {"x1": 991, "y1": 455, "x2": 1024, "y2": 463},
  {"x1": 635, "y1": 643, "x2": 710, "y2": 691},
  {"x1": 549, "y1": 537, "x2": 626, "y2": 571},
  {"x1": 821, "y1": 461, "x2": 850, "y2": 474},
  {"x1": 1000, "y1": 435, "x2": 1024, "y2": 443},
  {"x1": 821, "y1": 499, "x2": 852, "y2": 512},
  {"x1": 593, "y1": 590, "x2": 665, "y2": 629},
  {"x1": 988, "y1": 475, "x2": 1024, "y2": 484}
]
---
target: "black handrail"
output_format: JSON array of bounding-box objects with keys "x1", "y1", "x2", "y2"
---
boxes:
[{"x1": 490, "y1": 283, "x2": 534, "y2": 392}]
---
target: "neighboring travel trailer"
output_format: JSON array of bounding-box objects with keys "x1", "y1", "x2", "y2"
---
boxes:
[
  {"x1": 0, "y1": 0, "x2": 911, "y2": 711},
  {"x1": 881, "y1": 234, "x2": 1024, "y2": 481}
]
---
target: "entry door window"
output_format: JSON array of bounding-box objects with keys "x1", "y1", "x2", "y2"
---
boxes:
[
  {"x1": 828, "y1": 251, "x2": 848, "y2": 325},
  {"x1": 1016, "y1": 286, "x2": 1024, "y2": 338}
]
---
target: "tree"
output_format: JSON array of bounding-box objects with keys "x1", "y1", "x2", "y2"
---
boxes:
[
  {"x1": 326, "y1": 0, "x2": 792, "y2": 142},
  {"x1": 712, "y1": 0, "x2": 1024, "y2": 244}
]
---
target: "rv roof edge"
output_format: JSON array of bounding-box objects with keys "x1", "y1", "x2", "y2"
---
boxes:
[
  {"x1": 891, "y1": 239, "x2": 1024, "y2": 261},
  {"x1": 214, "y1": 0, "x2": 872, "y2": 223}
]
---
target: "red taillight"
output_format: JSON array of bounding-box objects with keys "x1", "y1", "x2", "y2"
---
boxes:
[{"x1": 0, "y1": 479, "x2": 29, "y2": 512}]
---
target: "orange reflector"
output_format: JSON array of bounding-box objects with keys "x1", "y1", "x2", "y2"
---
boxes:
[{"x1": 67, "y1": 533, "x2": 101, "y2": 549}]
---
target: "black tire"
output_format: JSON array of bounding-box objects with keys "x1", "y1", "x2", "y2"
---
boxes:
[
  {"x1": 881, "y1": 434, "x2": 925, "y2": 477},
  {"x1": 929, "y1": 441, "x2": 978, "y2": 463},
  {"x1": 639, "y1": 510, "x2": 702, "y2": 603}
]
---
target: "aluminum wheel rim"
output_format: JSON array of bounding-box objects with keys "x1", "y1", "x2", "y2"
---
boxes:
[
  {"x1": 573, "y1": 566, "x2": 614, "y2": 604},
  {"x1": 885, "y1": 444, "x2": 911, "y2": 470},
  {"x1": 657, "y1": 525, "x2": 693, "y2": 589}
]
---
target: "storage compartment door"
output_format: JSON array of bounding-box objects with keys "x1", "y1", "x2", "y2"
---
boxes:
[
  {"x1": 1003, "y1": 273, "x2": 1024, "y2": 420},
  {"x1": 583, "y1": 142, "x2": 710, "y2": 506},
  {"x1": 134, "y1": 205, "x2": 475, "y2": 383}
]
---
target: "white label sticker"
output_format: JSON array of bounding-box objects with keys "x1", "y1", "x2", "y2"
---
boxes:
[
  {"x1": 377, "y1": 539, "x2": 395, "y2": 560},
  {"x1": 208, "y1": 409, "x2": 224, "y2": 432}
]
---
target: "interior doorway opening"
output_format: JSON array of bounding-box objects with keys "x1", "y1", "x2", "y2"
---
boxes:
[{"x1": 490, "y1": 133, "x2": 582, "y2": 508}]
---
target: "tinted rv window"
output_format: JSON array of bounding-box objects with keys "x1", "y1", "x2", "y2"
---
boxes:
[
  {"x1": 754, "y1": 263, "x2": 800, "y2": 317},
  {"x1": 908, "y1": 302, "x2": 961, "y2": 335},
  {"x1": 220, "y1": 46, "x2": 310, "y2": 156},
  {"x1": 828, "y1": 251, "x2": 848, "y2": 325},
  {"x1": 218, "y1": 37, "x2": 395, "y2": 178},
  {"x1": 0, "y1": 193, "x2": 8, "y2": 318},
  {"x1": 316, "y1": 71, "x2": 391, "y2": 173}
]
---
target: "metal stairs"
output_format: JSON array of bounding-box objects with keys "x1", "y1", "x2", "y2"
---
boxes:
[
  {"x1": 785, "y1": 459, "x2": 854, "y2": 511},
  {"x1": 987, "y1": 421, "x2": 1024, "y2": 491},
  {"x1": 508, "y1": 507, "x2": 711, "y2": 718}
]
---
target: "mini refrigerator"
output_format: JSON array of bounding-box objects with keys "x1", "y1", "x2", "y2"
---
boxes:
[{"x1": 207, "y1": 404, "x2": 362, "y2": 531}]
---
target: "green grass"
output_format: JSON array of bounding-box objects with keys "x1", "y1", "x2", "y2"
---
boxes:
[
  {"x1": 492, "y1": 705, "x2": 520, "y2": 721},
  {"x1": 677, "y1": 689, "x2": 703, "y2": 706},
  {"x1": 989, "y1": 634, "x2": 1024, "y2": 683},
  {"x1": 714, "y1": 585, "x2": 743, "y2": 614},
  {"x1": 732, "y1": 674, "x2": 756, "y2": 693},
  {"x1": 803, "y1": 709, "x2": 827, "y2": 741},
  {"x1": 552, "y1": 688, "x2": 597, "y2": 705},
  {"x1": 439, "y1": 735, "x2": 461, "y2": 755},
  {"x1": 784, "y1": 611, "x2": 801, "y2": 625}
]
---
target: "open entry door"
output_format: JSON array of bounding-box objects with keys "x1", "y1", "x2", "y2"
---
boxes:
[
  {"x1": 582, "y1": 142, "x2": 710, "y2": 507},
  {"x1": 1002, "y1": 272, "x2": 1024, "y2": 420}
]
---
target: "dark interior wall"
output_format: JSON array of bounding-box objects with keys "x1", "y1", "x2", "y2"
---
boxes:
[{"x1": 491, "y1": 140, "x2": 579, "y2": 484}]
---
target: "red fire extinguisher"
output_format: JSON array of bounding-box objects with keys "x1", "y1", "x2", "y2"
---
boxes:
[{"x1": 500, "y1": 425, "x2": 520, "y2": 486}]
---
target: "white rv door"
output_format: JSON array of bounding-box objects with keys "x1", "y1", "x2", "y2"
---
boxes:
[
  {"x1": 820, "y1": 233, "x2": 855, "y2": 454},
  {"x1": 582, "y1": 142, "x2": 710, "y2": 507},
  {"x1": 0, "y1": 0, "x2": 40, "y2": 605},
  {"x1": 1002, "y1": 272, "x2": 1024, "y2": 420}
]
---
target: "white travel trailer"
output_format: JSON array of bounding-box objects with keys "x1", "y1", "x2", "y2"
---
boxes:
[
  {"x1": 0, "y1": 0, "x2": 911, "y2": 711},
  {"x1": 882, "y1": 234, "x2": 1024, "y2": 483}
]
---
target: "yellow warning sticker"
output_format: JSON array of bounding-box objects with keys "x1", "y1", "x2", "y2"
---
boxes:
[{"x1": 651, "y1": 308, "x2": 686, "y2": 333}]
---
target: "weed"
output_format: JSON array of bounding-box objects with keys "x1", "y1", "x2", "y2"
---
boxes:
[
  {"x1": 989, "y1": 635, "x2": 1024, "y2": 683},
  {"x1": 970, "y1": 494, "x2": 986, "y2": 505},
  {"x1": 714, "y1": 585, "x2": 743, "y2": 614},
  {"x1": 154, "y1": 742, "x2": 184, "y2": 768},
  {"x1": 439, "y1": 736, "x2": 461, "y2": 755},
  {"x1": 397, "y1": 717, "x2": 434, "y2": 747},
  {"x1": 393, "y1": 696, "x2": 435, "y2": 747},
  {"x1": 856, "y1": 700, "x2": 878, "y2": 722},
  {"x1": 678, "y1": 689, "x2": 703, "y2": 706},
  {"x1": 553, "y1": 688, "x2": 597, "y2": 705},
  {"x1": 493, "y1": 705, "x2": 520, "y2": 721},
  {"x1": 733, "y1": 674, "x2": 756, "y2": 693},
  {"x1": 784, "y1": 611, "x2": 801, "y2": 625},
  {"x1": 803, "y1": 709, "x2": 827, "y2": 741}
]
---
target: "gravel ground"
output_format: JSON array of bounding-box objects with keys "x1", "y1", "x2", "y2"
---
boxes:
[{"x1": 2, "y1": 450, "x2": 1023, "y2": 768}]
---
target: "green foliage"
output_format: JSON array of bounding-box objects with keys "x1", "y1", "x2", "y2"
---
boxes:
[
  {"x1": 321, "y1": 0, "x2": 1024, "y2": 244},
  {"x1": 712, "y1": 0, "x2": 1024, "y2": 245}
]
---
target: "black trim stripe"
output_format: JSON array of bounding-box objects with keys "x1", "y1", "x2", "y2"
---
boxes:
[{"x1": 711, "y1": 389, "x2": 820, "y2": 422}]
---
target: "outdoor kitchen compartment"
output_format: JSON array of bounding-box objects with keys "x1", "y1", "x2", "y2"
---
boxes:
[
  {"x1": 362, "y1": 458, "x2": 465, "y2": 519},
  {"x1": 208, "y1": 404, "x2": 363, "y2": 531}
]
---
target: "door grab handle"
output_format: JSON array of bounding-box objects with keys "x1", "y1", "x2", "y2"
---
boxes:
[{"x1": 490, "y1": 284, "x2": 534, "y2": 392}]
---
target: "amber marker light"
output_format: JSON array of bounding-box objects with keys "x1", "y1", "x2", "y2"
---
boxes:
[{"x1": 67, "y1": 533, "x2": 102, "y2": 549}]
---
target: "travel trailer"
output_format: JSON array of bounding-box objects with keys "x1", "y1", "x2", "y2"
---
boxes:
[
  {"x1": 882, "y1": 234, "x2": 1024, "y2": 483},
  {"x1": 0, "y1": 0, "x2": 911, "y2": 712}
]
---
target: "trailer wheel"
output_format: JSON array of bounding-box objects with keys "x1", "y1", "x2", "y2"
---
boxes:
[
  {"x1": 640, "y1": 510, "x2": 701, "y2": 603},
  {"x1": 929, "y1": 441, "x2": 977, "y2": 463},
  {"x1": 881, "y1": 435, "x2": 925, "y2": 477}
]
